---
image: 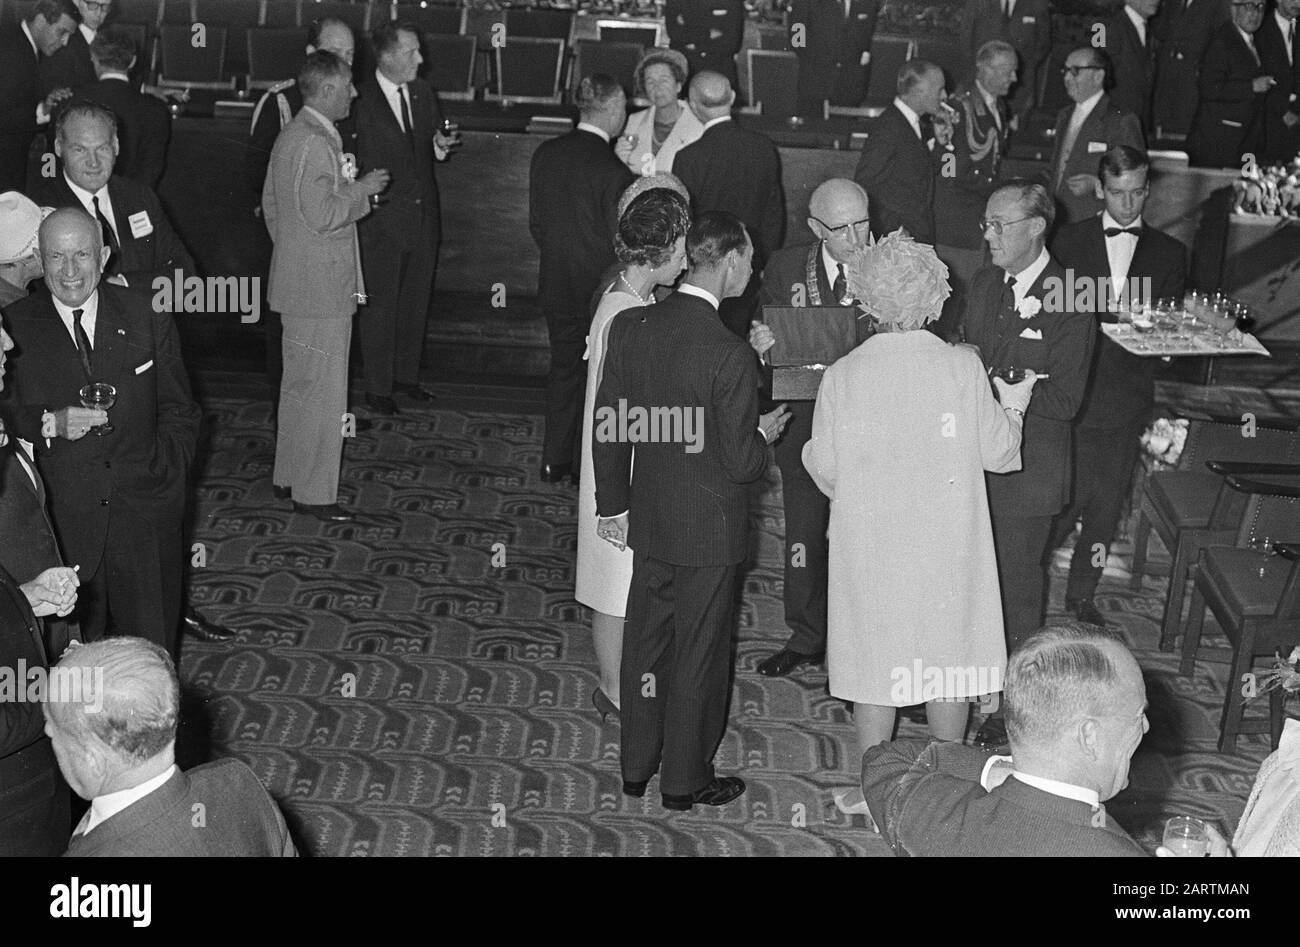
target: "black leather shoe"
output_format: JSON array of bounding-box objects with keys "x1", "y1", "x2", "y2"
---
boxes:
[
  {"x1": 622, "y1": 780, "x2": 647, "y2": 798},
  {"x1": 973, "y1": 715, "x2": 1008, "y2": 749},
  {"x1": 395, "y1": 382, "x2": 437, "y2": 402},
  {"x1": 272, "y1": 484, "x2": 291, "y2": 500},
  {"x1": 540, "y1": 462, "x2": 573, "y2": 483},
  {"x1": 757, "y1": 648, "x2": 825, "y2": 677},
  {"x1": 365, "y1": 394, "x2": 399, "y2": 416},
  {"x1": 292, "y1": 502, "x2": 355, "y2": 522},
  {"x1": 1068, "y1": 597, "x2": 1111, "y2": 627},
  {"x1": 662, "y1": 776, "x2": 746, "y2": 811},
  {"x1": 182, "y1": 610, "x2": 236, "y2": 642}
]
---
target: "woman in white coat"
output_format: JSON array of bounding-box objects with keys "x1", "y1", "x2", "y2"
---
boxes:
[{"x1": 615, "y1": 49, "x2": 704, "y2": 176}]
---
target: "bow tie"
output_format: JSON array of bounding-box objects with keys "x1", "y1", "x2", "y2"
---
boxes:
[{"x1": 1104, "y1": 226, "x2": 1142, "y2": 238}]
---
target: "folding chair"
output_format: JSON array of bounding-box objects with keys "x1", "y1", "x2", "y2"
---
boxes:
[
  {"x1": 745, "y1": 49, "x2": 799, "y2": 119},
  {"x1": 158, "y1": 21, "x2": 234, "y2": 89},
  {"x1": 247, "y1": 27, "x2": 303, "y2": 89},
  {"x1": 422, "y1": 31, "x2": 475, "y2": 99},
  {"x1": 488, "y1": 35, "x2": 565, "y2": 104}
]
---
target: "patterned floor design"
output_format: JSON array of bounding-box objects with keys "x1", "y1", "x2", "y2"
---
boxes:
[{"x1": 179, "y1": 388, "x2": 1281, "y2": 856}]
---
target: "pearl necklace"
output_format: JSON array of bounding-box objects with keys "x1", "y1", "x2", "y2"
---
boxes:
[{"x1": 619, "y1": 273, "x2": 652, "y2": 305}]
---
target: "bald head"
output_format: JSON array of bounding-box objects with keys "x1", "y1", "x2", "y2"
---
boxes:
[
  {"x1": 808, "y1": 179, "x2": 871, "y2": 262},
  {"x1": 688, "y1": 71, "x2": 735, "y2": 121},
  {"x1": 39, "y1": 206, "x2": 107, "y2": 307}
]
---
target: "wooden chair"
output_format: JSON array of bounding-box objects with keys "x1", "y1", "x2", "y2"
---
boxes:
[
  {"x1": 1129, "y1": 421, "x2": 1298, "y2": 651},
  {"x1": 1180, "y1": 472, "x2": 1300, "y2": 752}
]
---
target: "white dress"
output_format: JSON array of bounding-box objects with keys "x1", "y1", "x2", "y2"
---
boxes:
[
  {"x1": 620, "y1": 102, "x2": 705, "y2": 176},
  {"x1": 575, "y1": 287, "x2": 638, "y2": 616}
]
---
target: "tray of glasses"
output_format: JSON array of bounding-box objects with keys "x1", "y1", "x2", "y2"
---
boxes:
[{"x1": 1101, "y1": 313, "x2": 1270, "y2": 358}]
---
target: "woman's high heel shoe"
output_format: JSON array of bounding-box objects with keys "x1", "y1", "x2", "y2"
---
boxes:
[{"x1": 592, "y1": 688, "x2": 620, "y2": 722}]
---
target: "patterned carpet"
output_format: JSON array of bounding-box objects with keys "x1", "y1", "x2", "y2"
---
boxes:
[{"x1": 178, "y1": 385, "x2": 1281, "y2": 856}]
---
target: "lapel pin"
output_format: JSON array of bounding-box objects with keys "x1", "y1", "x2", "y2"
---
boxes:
[{"x1": 117, "y1": 329, "x2": 126, "y2": 335}]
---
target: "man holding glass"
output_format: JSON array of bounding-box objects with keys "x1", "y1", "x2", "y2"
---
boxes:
[{"x1": 1, "y1": 206, "x2": 200, "y2": 656}]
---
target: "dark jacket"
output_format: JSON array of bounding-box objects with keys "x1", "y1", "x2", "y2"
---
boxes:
[
  {"x1": 1104, "y1": 7, "x2": 1158, "y2": 130},
  {"x1": 246, "y1": 78, "x2": 304, "y2": 198},
  {"x1": 1186, "y1": 21, "x2": 1268, "y2": 167},
  {"x1": 1049, "y1": 94, "x2": 1145, "y2": 223},
  {"x1": 1152, "y1": 0, "x2": 1231, "y2": 136},
  {"x1": 791, "y1": 0, "x2": 881, "y2": 110},
  {"x1": 0, "y1": 22, "x2": 43, "y2": 191},
  {"x1": 934, "y1": 83, "x2": 1009, "y2": 251},
  {"x1": 854, "y1": 103, "x2": 935, "y2": 244},
  {"x1": 40, "y1": 27, "x2": 95, "y2": 95},
  {"x1": 1256, "y1": 12, "x2": 1300, "y2": 162},
  {"x1": 75, "y1": 76, "x2": 172, "y2": 189}
]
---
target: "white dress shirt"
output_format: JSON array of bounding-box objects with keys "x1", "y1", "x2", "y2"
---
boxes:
[
  {"x1": 79, "y1": 22, "x2": 96, "y2": 46},
  {"x1": 1068, "y1": 89, "x2": 1104, "y2": 137},
  {"x1": 79, "y1": 765, "x2": 177, "y2": 836},
  {"x1": 893, "y1": 96, "x2": 924, "y2": 141},
  {"x1": 22, "y1": 21, "x2": 50, "y2": 125},
  {"x1": 52, "y1": 288, "x2": 100, "y2": 350},
  {"x1": 1277, "y1": 10, "x2": 1295, "y2": 65},
  {"x1": 1101, "y1": 210, "x2": 1141, "y2": 301},
  {"x1": 1238, "y1": 26, "x2": 1260, "y2": 64},
  {"x1": 821, "y1": 242, "x2": 848, "y2": 301},
  {"x1": 701, "y1": 115, "x2": 732, "y2": 133},
  {"x1": 64, "y1": 174, "x2": 120, "y2": 247},
  {"x1": 979, "y1": 755, "x2": 1101, "y2": 807},
  {"x1": 677, "y1": 282, "x2": 720, "y2": 310},
  {"x1": 375, "y1": 69, "x2": 447, "y2": 159},
  {"x1": 1007, "y1": 246, "x2": 1051, "y2": 304},
  {"x1": 577, "y1": 121, "x2": 611, "y2": 143},
  {"x1": 975, "y1": 80, "x2": 1002, "y2": 129},
  {"x1": 1123, "y1": 4, "x2": 1147, "y2": 47}
]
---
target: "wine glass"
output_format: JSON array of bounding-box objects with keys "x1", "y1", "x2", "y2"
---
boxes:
[
  {"x1": 79, "y1": 382, "x2": 116, "y2": 435},
  {"x1": 1162, "y1": 816, "x2": 1210, "y2": 857}
]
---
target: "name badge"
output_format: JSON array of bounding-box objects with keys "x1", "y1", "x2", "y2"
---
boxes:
[
  {"x1": 128, "y1": 211, "x2": 153, "y2": 238},
  {"x1": 1087, "y1": 140, "x2": 1106, "y2": 153},
  {"x1": 1022, "y1": 15, "x2": 1036, "y2": 22}
]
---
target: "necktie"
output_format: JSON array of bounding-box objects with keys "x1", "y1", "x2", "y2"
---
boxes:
[
  {"x1": 72, "y1": 308, "x2": 94, "y2": 380},
  {"x1": 918, "y1": 111, "x2": 934, "y2": 142},
  {"x1": 1001, "y1": 274, "x2": 1016, "y2": 318},
  {"x1": 833, "y1": 263, "x2": 848, "y2": 304},
  {"x1": 1104, "y1": 226, "x2": 1142, "y2": 237},
  {"x1": 1003, "y1": 0, "x2": 1012, "y2": 19},
  {"x1": 92, "y1": 194, "x2": 118, "y2": 271},
  {"x1": 1245, "y1": 33, "x2": 1260, "y2": 65},
  {"x1": 1056, "y1": 110, "x2": 1083, "y2": 190},
  {"x1": 399, "y1": 86, "x2": 415, "y2": 147},
  {"x1": 1289, "y1": 19, "x2": 1295, "y2": 61}
]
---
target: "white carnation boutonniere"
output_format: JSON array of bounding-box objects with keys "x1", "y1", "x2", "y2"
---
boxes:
[
  {"x1": 1017, "y1": 295, "x2": 1042, "y2": 320},
  {"x1": 340, "y1": 152, "x2": 358, "y2": 183}
]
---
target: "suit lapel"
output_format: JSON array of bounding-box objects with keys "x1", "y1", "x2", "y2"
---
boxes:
[
  {"x1": 2, "y1": 442, "x2": 43, "y2": 505},
  {"x1": 90, "y1": 287, "x2": 131, "y2": 382}
]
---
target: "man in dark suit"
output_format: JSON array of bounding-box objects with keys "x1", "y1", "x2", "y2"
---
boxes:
[
  {"x1": 1050, "y1": 147, "x2": 1186, "y2": 627},
  {"x1": 1256, "y1": 0, "x2": 1300, "y2": 161},
  {"x1": 854, "y1": 60, "x2": 948, "y2": 246},
  {"x1": 958, "y1": 0, "x2": 1052, "y2": 123},
  {"x1": 1152, "y1": 0, "x2": 1230, "y2": 137},
  {"x1": 75, "y1": 28, "x2": 169, "y2": 189},
  {"x1": 791, "y1": 0, "x2": 882, "y2": 116},
  {"x1": 38, "y1": 101, "x2": 193, "y2": 286},
  {"x1": 529, "y1": 74, "x2": 634, "y2": 484},
  {"x1": 748, "y1": 179, "x2": 872, "y2": 678},
  {"x1": 674, "y1": 71, "x2": 785, "y2": 338},
  {"x1": 347, "y1": 21, "x2": 456, "y2": 418},
  {"x1": 39, "y1": 0, "x2": 103, "y2": 94},
  {"x1": 4, "y1": 207, "x2": 201, "y2": 655},
  {"x1": 1187, "y1": 1, "x2": 1275, "y2": 167},
  {"x1": 666, "y1": 0, "x2": 746, "y2": 89},
  {"x1": 47, "y1": 637, "x2": 297, "y2": 855},
  {"x1": 934, "y1": 41, "x2": 1015, "y2": 307},
  {"x1": 862, "y1": 623, "x2": 1232, "y2": 857},
  {"x1": 958, "y1": 181, "x2": 1094, "y2": 657},
  {"x1": 594, "y1": 212, "x2": 790, "y2": 811},
  {"x1": 0, "y1": 0, "x2": 79, "y2": 193},
  {"x1": 1049, "y1": 48, "x2": 1145, "y2": 223},
  {"x1": 1105, "y1": 0, "x2": 1162, "y2": 130}
]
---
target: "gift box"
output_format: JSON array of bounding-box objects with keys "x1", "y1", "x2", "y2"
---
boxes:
[{"x1": 762, "y1": 306, "x2": 861, "y2": 400}]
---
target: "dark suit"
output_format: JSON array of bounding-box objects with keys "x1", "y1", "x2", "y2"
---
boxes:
[
  {"x1": 593, "y1": 289, "x2": 768, "y2": 795},
  {"x1": 1187, "y1": 22, "x2": 1269, "y2": 167},
  {"x1": 666, "y1": 0, "x2": 746, "y2": 89},
  {"x1": 1104, "y1": 7, "x2": 1158, "y2": 130},
  {"x1": 0, "y1": 22, "x2": 42, "y2": 192},
  {"x1": 1050, "y1": 216, "x2": 1186, "y2": 604},
  {"x1": 63, "y1": 758, "x2": 297, "y2": 855},
  {"x1": 791, "y1": 0, "x2": 881, "y2": 115},
  {"x1": 3, "y1": 284, "x2": 201, "y2": 654},
  {"x1": 40, "y1": 27, "x2": 94, "y2": 95},
  {"x1": 75, "y1": 76, "x2": 171, "y2": 189},
  {"x1": 674, "y1": 118, "x2": 785, "y2": 337},
  {"x1": 37, "y1": 173, "x2": 195, "y2": 286},
  {"x1": 1049, "y1": 94, "x2": 1145, "y2": 223},
  {"x1": 758, "y1": 242, "x2": 873, "y2": 656},
  {"x1": 959, "y1": 255, "x2": 1095, "y2": 650},
  {"x1": 1152, "y1": 0, "x2": 1230, "y2": 136},
  {"x1": 0, "y1": 562, "x2": 70, "y2": 856},
  {"x1": 958, "y1": 0, "x2": 1053, "y2": 118},
  {"x1": 530, "y1": 127, "x2": 634, "y2": 470},
  {"x1": 1257, "y1": 12, "x2": 1300, "y2": 162},
  {"x1": 863, "y1": 739, "x2": 1148, "y2": 856},
  {"x1": 346, "y1": 77, "x2": 443, "y2": 400},
  {"x1": 856, "y1": 103, "x2": 935, "y2": 245}
]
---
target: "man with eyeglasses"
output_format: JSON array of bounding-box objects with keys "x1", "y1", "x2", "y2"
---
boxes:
[
  {"x1": 1186, "y1": 0, "x2": 1275, "y2": 166},
  {"x1": 957, "y1": 182, "x2": 1093, "y2": 733},
  {"x1": 39, "y1": 0, "x2": 106, "y2": 94},
  {"x1": 1151, "y1": 0, "x2": 1230, "y2": 138},
  {"x1": 1048, "y1": 48, "x2": 1144, "y2": 223},
  {"x1": 1254, "y1": 0, "x2": 1300, "y2": 162},
  {"x1": 746, "y1": 178, "x2": 873, "y2": 678}
]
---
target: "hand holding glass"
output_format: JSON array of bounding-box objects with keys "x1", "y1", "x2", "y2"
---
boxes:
[{"x1": 79, "y1": 382, "x2": 116, "y2": 435}]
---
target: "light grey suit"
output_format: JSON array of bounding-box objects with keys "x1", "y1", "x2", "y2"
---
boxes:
[{"x1": 262, "y1": 106, "x2": 370, "y2": 504}]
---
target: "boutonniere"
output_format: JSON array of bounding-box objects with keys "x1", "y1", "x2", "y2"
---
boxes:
[
  {"x1": 340, "y1": 152, "x2": 358, "y2": 183},
  {"x1": 1017, "y1": 296, "x2": 1042, "y2": 320}
]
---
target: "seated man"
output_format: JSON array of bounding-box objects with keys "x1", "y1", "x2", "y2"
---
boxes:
[
  {"x1": 862, "y1": 621, "x2": 1230, "y2": 856},
  {"x1": 44, "y1": 636, "x2": 297, "y2": 855}
]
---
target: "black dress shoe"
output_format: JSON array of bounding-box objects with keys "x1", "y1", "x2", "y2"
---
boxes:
[
  {"x1": 365, "y1": 394, "x2": 399, "y2": 416},
  {"x1": 622, "y1": 780, "x2": 647, "y2": 798},
  {"x1": 272, "y1": 484, "x2": 292, "y2": 501},
  {"x1": 662, "y1": 775, "x2": 746, "y2": 811},
  {"x1": 182, "y1": 610, "x2": 236, "y2": 642},
  {"x1": 1068, "y1": 597, "x2": 1110, "y2": 627},
  {"x1": 540, "y1": 462, "x2": 573, "y2": 483},
  {"x1": 395, "y1": 382, "x2": 437, "y2": 402},
  {"x1": 757, "y1": 648, "x2": 825, "y2": 677},
  {"x1": 292, "y1": 502, "x2": 355, "y2": 522},
  {"x1": 973, "y1": 714, "x2": 1008, "y2": 749}
]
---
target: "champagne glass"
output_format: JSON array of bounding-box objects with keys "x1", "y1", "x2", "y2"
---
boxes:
[
  {"x1": 1162, "y1": 816, "x2": 1210, "y2": 857},
  {"x1": 79, "y1": 382, "x2": 116, "y2": 435}
]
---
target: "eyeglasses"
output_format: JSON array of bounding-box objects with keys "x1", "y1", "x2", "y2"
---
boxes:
[
  {"x1": 811, "y1": 215, "x2": 870, "y2": 237},
  {"x1": 82, "y1": 0, "x2": 112, "y2": 10},
  {"x1": 978, "y1": 216, "x2": 1034, "y2": 235},
  {"x1": 1061, "y1": 66, "x2": 1104, "y2": 77}
]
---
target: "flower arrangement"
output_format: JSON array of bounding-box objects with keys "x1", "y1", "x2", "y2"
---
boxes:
[
  {"x1": 1140, "y1": 417, "x2": 1189, "y2": 469},
  {"x1": 844, "y1": 229, "x2": 951, "y2": 331}
]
